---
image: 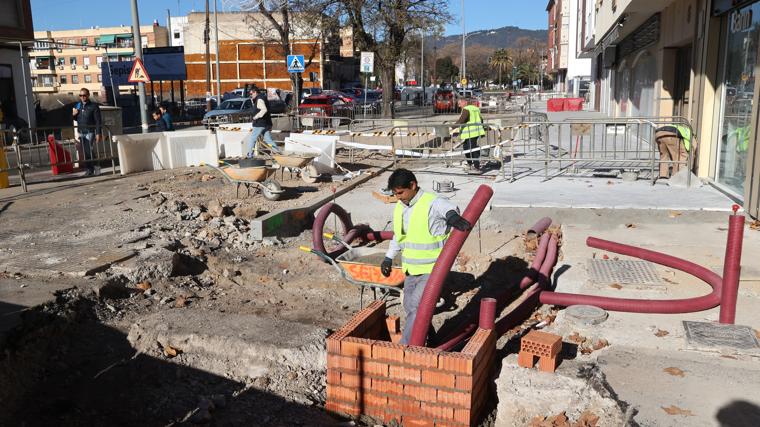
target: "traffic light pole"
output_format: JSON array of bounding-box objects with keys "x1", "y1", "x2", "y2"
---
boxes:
[{"x1": 130, "y1": 0, "x2": 149, "y2": 133}]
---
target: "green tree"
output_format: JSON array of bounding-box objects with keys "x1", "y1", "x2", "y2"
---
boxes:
[
  {"x1": 489, "y1": 49, "x2": 511, "y2": 86},
  {"x1": 435, "y1": 56, "x2": 459, "y2": 83}
]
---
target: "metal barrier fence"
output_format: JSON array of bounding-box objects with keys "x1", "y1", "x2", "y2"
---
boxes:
[
  {"x1": 0, "y1": 125, "x2": 117, "y2": 192},
  {"x1": 505, "y1": 116, "x2": 693, "y2": 185}
]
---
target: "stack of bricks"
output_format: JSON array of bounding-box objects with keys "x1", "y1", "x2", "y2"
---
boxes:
[
  {"x1": 326, "y1": 301, "x2": 495, "y2": 426},
  {"x1": 517, "y1": 330, "x2": 562, "y2": 373}
]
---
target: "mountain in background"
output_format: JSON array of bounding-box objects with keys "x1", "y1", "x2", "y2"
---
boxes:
[{"x1": 431, "y1": 26, "x2": 547, "y2": 50}]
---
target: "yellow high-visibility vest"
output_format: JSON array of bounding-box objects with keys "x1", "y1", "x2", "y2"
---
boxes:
[
  {"x1": 393, "y1": 192, "x2": 449, "y2": 275},
  {"x1": 461, "y1": 105, "x2": 486, "y2": 140}
]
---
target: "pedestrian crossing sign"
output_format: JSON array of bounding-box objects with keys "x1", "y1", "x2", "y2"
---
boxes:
[
  {"x1": 287, "y1": 55, "x2": 305, "y2": 73},
  {"x1": 127, "y1": 57, "x2": 151, "y2": 83}
]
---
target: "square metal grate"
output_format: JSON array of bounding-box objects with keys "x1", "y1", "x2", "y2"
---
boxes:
[
  {"x1": 683, "y1": 321, "x2": 760, "y2": 350},
  {"x1": 587, "y1": 259, "x2": 662, "y2": 286}
]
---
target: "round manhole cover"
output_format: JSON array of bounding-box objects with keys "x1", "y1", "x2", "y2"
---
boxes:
[{"x1": 566, "y1": 305, "x2": 609, "y2": 325}]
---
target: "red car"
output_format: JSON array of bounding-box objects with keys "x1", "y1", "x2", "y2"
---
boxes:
[
  {"x1": 298, "y1": 94, "x2": 354, "y2": 127},
  {"x1": 434, "y1": 89, "x2": 460, "y2": 114}
]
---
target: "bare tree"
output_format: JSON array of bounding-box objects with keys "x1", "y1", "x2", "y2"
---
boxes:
[
  {"x1": 339, "y1": 0, "x2": 451, "y2": 117},
  {"x1": 231, "y1": 0, "x2": 339, "y2": 109}
]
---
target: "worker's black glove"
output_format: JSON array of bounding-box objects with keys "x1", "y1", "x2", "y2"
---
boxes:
[
  {"x1": 446, "y1": 210, "x2": 472, "y2": 232},
  {"x1": 380, "y1": 257, "x2": 393, "y2": 277}
]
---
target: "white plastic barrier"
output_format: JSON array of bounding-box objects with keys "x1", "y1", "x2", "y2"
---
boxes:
[
  {"x1": 113, "y1": 133, "x2": 166, "y2": 175},
  {"x1": 284, "y1": 134, "x2": 337, "y2": 173},
  {"x1": 216, "y1": 123, "x2": 252, "y2": 158},
  {"x1": 114, "y1": 130, "x2": 219, "y2": 175}
]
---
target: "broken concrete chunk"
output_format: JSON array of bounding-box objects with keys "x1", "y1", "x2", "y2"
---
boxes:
[{"x1": 207, "y1": 200, "x2": 232, "y2": 218}]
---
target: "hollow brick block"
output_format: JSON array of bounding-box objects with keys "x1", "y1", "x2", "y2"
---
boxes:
[
  {"x1": 327, "y1": 353, "x2": 358, "y2": 371},
  {"x1": 453, "y1": 408, "x2": 472, "y2": 425},
  {"x1": 437, "y1": 388, "x2": 471, "y2": 409},
  {"x1": 341, "y1": 372, "x2": 372, "y2": 389},
  {"x1": 326, "y1": 400, "x2": 360, "y2": 416},
  {"x1": 403, "y1": 415, "x2": 436, "y2": 426},
  {"x1": 327, "y1": 330, "x2": 347, "y2": 354},
  {"x1": 386, "y1": 315, "x2": 400, "y2": 333},
  {"x1": 519, "y1": 330, "x2": 562, "y2": 373},
  {"x1": 403, "y1": 383, "x2": 437, "y2": 403},
  {"x1": 360, "y1": 391, "x2": 388, "y2": 408},
  {"x1": 361, "y1": 359, "x2": 390, "y2": 377},
  {"x1": 404, "y1": 345, "x2": 441, "y2": 368},
  {"x1": 389, "y1": 365, "x2": 422, "y2": 382},
  {"x1": 421, "y1": 369, "x2": 456, "y2": 389},
  {"x1": 439, "y1": 353, "x2": 475, "y2": 375},
  {"x1": 326, "y1": 384, "x2": 357, "y2": 402},
  {"x1": 372, "y1": 378, "x2": 404, "y2": 395},
  {"x1": 340, "y1": 337, "x2": 374, "y2": 358},
  {"x1": 372, "y1": 340, "x2": 405, "y2": 362},
  {"x1": 390, "y1": 332, "x2": 402, "y2": 344},
  {"x1": 421, "y1": 402, "x2": 455, "y2": 420}
]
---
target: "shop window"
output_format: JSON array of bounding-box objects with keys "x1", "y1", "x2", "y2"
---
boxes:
[
  {"x1": 614, "y1": 61, "x2": 630, "y2": 117},
  {"x1": 716, "y1": 3, "x2": 760, "y2": 196},
  {"x1": 60, "y1": 75, "x2": 67, "y2": 84},
  {"x1": 630, "y1": 51, "x2": 656, "y2": 117},
  {"x1": 72, "y1": 75, "x2": 79, "y2": 84},
  {"x1": 85, "y1": 75, "x2": 92, "y2": 83}
]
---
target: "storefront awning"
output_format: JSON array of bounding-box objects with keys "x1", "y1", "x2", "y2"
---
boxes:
[
  {"x1": 116, "y1": 33, "x2": 133, "y2": 39},
  {"x1": 97, "y1": 35, "x2": 116, "y2": 45}
]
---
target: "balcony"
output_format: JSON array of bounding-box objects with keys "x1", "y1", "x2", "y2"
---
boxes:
[{"x1": 594, "y1": 0, "x2": 676, "y2": 45}]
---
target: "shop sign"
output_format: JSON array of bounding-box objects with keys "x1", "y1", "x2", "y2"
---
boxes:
[{"x1": 730, "y1": 8, "x2": 753, "y2": 33}]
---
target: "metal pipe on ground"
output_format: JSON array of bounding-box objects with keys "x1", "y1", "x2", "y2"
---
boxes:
[
  {"x1": 408, "y1": 185, "x2": 494, "y2": 347},
  {"x1": 719, "y1": 207, "x2": 745, "y2": 324}
]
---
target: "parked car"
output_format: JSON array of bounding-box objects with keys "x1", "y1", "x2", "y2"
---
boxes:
[
  {"x1": 434, "y1": 89, "x2": 460, "y2": 114},
  {"x1": 298, "y1": 94, "x2": 354, "y2": 127},
  {"x1": 183, "y1": 97, "x2": 217, "y2": 120},
  {"x1": 302, "y1": 87, "x2": 323, "y2": 98},
  {"x1": 201, "y1": 98, "x2": 253, "y2": 126}
]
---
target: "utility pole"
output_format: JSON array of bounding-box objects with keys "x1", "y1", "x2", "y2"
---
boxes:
[
  {"x1": 460, "y1": 0, "x2": 465, "y2": 83},
  {"x1": 204, "y1": 0, "x2": 212, "y2": 112},
  {"x1": 130, "y1": 0, "x2": 149, "y2": 133},
  {"x1": 420, "y1": 30, "x2": 424, "y2": 104},
  {"x1": 213, "y1": 0, "x2": 221, "y2": 104}
]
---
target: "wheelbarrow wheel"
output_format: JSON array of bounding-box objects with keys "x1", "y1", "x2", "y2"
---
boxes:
[
  {"x1": 301, "y1": 164, "x2": 319, "y2": 184},
  {"x1": 262, "y1": 180, "x2": 282, "y2": 201}
]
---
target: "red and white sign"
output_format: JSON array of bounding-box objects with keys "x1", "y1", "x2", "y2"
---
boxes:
[{"x1": 128, "y1": 57, "x2": 151, "y2": 83}]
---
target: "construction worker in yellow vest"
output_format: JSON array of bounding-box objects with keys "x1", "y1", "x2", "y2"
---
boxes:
[
  {"x1": 455, "y1": 103, "x2": 487, "y2": 172},
  {"x1": 380, "y1": 169, "x2": 472, "y2": 344},
  {"x1": 655, "y1": 124, "x2": 692, "y2": 179}
]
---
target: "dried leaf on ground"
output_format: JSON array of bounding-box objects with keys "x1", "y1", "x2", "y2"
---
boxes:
[
  {"x1": 625, "y1": 223, "x2": 636, "y2": 228},
  {"x1": 568, "y1": 332, "x2": 585, "y2": 344},
  {"x1": 163, "y1": 345, "x2": 181, "y2": 358},
  {"x1": 663, "y1": 367, "x2": 686, "y2": 377},
  {"x1": 654, "y1": 329, "x2": 670, "y2": 337},
  {"x1": 609, "y1": 283, "x2": 623, "y2": 290},
  {"x1": 592, "y1": 338, "x2": 609, "y2": 350},
  {"x1": 749, "y1": 220, "x2": 760, "y2": 231},
  {"x1": 528, "y1": 412, "x2": 571, "y2": 427},
  {"x1": 755, "y1": 329, "x2": 760, "y2": 339},
  {"x1": 580, "y1": 346, "x2": 594, "y2": 355},
  {"x1": 136, "y1": 282, "x2": 151, "y2": 291},
  {"x1": 669, "y1": 211, "x2": 682, "y2": 218},
  {"x1": 602, "y1": 254, "x2": 610, "y2": 260},
  {"x1": 175, "y1": 295, "x2": 188, "y2": 308},
  {"x1": 662, "y1": 405, "x2": 694, "y2": 416},
  {"x1": 574, "y1": 410, "x2": 600, "y2": 427}
]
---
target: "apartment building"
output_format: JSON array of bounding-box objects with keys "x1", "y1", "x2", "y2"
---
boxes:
[
  {"x1": 547, "y1": 0, "x2": 591, "y2": 95},
  {"x1": 29, "y1": 24, "x2": 169, "y2": 98},
  {"x1": 0, "y1": 0, "x2": 36, "y2": 128}
]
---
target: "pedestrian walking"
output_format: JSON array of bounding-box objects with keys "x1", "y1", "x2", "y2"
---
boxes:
[
  {"x1": 455, "y1": 102, "x2": 486, "y2": 172},
  {"x1": 159, "y1": 104, "x2": 174, "y2": 131},
  {"x1": 72, "y1": 88, "x2": 102, "y2": 176},
  {"x1": 246, "y1": 84, "x2": 279, "y2": 155},
  {"x1": 379, "y1": 169, "x2": 472, "y2": 345},
  {"x1": 152, "y1": 109, "x2": 168, "y2": 132}
]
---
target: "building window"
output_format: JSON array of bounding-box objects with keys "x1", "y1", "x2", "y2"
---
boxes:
[
  {"x1": 72, "y1": 75, "x2": 79, "y2": 84},
  {"x1": 68, "y1": 39, "x2": 75, "y2": 45},
  {"x1": 60, "y1": 75, "x2": 67, "y2": 84},
  {"x1": 85, "y1": 75, "x2": 92, "y2": 83},
  {"x1": 83, "y1": 57, "x2": 91, "y2": 66},
  {"x1": 97, "y1": 75, "x2": 102, "y2": 82},
  {"x1": 69, "y1": 57, "x2": 77, "y2": 65},
  {"x1": 57, "y1": 57, "x2": 65, "y2": 66},
  {"x1": 716, "y1": 3, "x2": 760, "y2": 196},
  {"x1": 174, "y1": 32, "x2": 180, "y2": 39},
  {"x1": 81, "y1": 38, "x2": 88, "y2": 46},
  {"x1": 93, "y1": 91, "x2": 98, "y2": 97},
  {"x1": 96, "y1": 56, "x2": 103, "y2": 67}
]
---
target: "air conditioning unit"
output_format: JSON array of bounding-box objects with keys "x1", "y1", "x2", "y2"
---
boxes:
[
  {"x1": 58, "y1": 65, "x2": 64, "y2": 70},
  {"x1": 82, "y1": 47, "x2": 87, "y2": 51},
  {"x1": 56, "y1": 48, "x2": 62, "y2": 53},
  {"x1": 71, "y1": 65, "x2": 76, "y2": 70},
  {"x1": 83, "y1": 65, "x2": 89, "y2": 70},
  {"x1": 54, "y1": 82, "x2": 61, "y2": 88}
]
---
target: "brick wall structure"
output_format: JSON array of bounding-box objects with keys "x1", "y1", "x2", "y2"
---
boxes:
[{"x1": 326, "y1": 301, "x2": 495, "y2": 426}]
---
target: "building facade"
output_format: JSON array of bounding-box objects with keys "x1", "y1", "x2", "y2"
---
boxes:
[
  {"x1": 29, "y1": 24, "x2": 169, "y2": 98},
  {"x1": 169, "y1": 16, "x2": 188, "y2": 47},
  {"x1": 181, "y1": 12, "x2": 333, "y2": 97},
  {"x1": 0, "y1": 0, "x2": 36, "y2": 128},
  {"x1": 547, "y1": 0, "x2": 591, "y2": 94}
]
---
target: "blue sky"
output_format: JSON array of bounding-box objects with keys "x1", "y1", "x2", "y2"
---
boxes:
[{"x1": 31, "y1": 0, "x2": 547, "y2": 35}]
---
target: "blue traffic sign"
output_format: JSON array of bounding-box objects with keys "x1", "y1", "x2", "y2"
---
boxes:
[{"x1": 287, "y1": 55, "x2": 305, "y2": 73}]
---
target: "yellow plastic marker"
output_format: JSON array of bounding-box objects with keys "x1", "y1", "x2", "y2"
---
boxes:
[
  {"x1": 298, "y1": 246, "x2": 312, "y2": 253},
  {"x1": 323, "y1": 232, "x2": 334, "y2": 240}
]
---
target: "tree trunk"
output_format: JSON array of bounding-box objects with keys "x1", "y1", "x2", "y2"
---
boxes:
[{"x1": 381, "y1": 64, "x2": 395, "y2": 119}]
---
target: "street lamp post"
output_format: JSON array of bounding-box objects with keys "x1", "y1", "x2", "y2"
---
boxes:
[{"x1": 461, "y1": 0, "x2": 466, "y2": 83}]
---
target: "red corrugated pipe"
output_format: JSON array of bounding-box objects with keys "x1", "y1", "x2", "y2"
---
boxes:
[
  {"x1": 478, "y1": 298, "x2": 497, "y2": 330},
  {"x1": 527, "y1": 217, "x2": 552, "y2": 237},
  {"x1": 311, "y1": 202, "x2": 393, "y2": 259},
  {"x1": 408, "y1": 185, "x2": 494, "y2": 347},
  {"x1": 719, "y1": 206, "x2": 745, "y2": 323}
]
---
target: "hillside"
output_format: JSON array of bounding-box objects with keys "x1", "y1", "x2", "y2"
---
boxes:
[{"x1": 431, "y1": 26, "x2": 547, "y2": 50}]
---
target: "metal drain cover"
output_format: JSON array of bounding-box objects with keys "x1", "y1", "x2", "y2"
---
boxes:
[
  {"x1": 683, "y1": 321, "x2": 760, "y2": 351},
  {"x1": 565, "y1": 305, "x2": 609, "y2": 325},
  {"x1": 587, "y1": 259, "x2": 662, "y2": 287}
]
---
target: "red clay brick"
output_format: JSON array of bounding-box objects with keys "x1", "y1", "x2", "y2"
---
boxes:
[
  {"x1": 421, "y1": 369, "x2": 456, "y2": 389},
  {"x1": 361, "y1": 359, "x2": 390, "y2": 377},
  {"x1": 386, "y1": 315, "x2": 400, "y2": 333},
  {"x1": 389, "y1": 365, "x2": 422, "y2": 382},
  {"x1": 404, "y1": 345, "x2": 441, "y2": 369},
  {"x1": 420, "y1": 402, "x2": 455, "y2": 420},
  {"x1": 341, "y1": 372, "x2": 372, "y2": 389},
  {"x1": 403, "y1": 416, "x2": 436, "y2": 427},
  {"x1": 326, "y1": 369, "x2": 341, "y2": 385},
  {"x1": 461, "y1": 329, "x2": 488, "y2": 355},
  {"x1": 539, "y1": 355, "x2": 559, "y2": 372},
  {"x1": 326, "y1": 400, "x2": 360, "y2": 416},
  {"x1": 454, "y1": 374, "x2": 473, "y2": 390},
  {"x1": 372, "y1": 341, "x2": 405, "y2": 362},
  {"x1": 387, "y1": 395, "x2": 413, "y2": 414},
  {"x1": 390, "y1": 332, "x2": 402, "y2": 344},
  {"x1": 436, "y1": 422, "x2": 470, "y2": 427},
  {"x1": 360, "y1": 391, "x2": 388, "y2": 408},
  {"x1": 439, "y1": 353, "x2": 474, "y2": 375},
  {"x1": 520, "y1": 330, "x2": 562, "y2": 357},
  {"x1": 437, "y1": 389, "x2": 471, "y2": 409},
  {"x1": 517, "y1": 351, "x2": 536, "y2": 368},
  {"x1": 327, "y1": 353, "x2": 358, "y2": 371},
  {"x1": 453, "y1": 408, "x2": 472, "y2": 424},
  {"x1": 372, "y1": 378, "x2": 404, "y2": 395},
  {"x1": 382, "y1": 411, "x2": 402, "y2": 424},
  {"x1": 403, "y1": 383, "x2": 437, "y2": 402},
  {"x1": 327, "y1": 330, "x2": 347, "y2": 353},
  {"x1": 401, "y1": 397, "x2": 422, "y2": 415},
  {"x1": 327, "y1": 384, "x2": 357, "y2": 402},
  {"x1": 341, "y1": 337, "x2": 374, "y2": 357}
]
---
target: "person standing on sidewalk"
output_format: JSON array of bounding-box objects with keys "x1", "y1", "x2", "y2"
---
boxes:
[
  {"x1": 72, "y1": 88, "x2": 102, "y2": 176},
  {"x1": 455, "y1": 102, "x2": 487, "y2": 172},
  {"x1": 246, "y1": 84, "x2": 279, "y2": 156},
  {"x1": 379, "y1": 169, "x2": 472, "y2": 345}
]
